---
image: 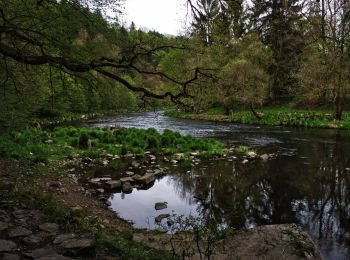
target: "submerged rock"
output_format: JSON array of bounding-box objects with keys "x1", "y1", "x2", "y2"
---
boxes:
[
  {"x1": 155, "y1": 214, "x2": 170, "y2": 223},
  {"x1": 155, "y1": 202, "x2": 168, "y2": 211}
]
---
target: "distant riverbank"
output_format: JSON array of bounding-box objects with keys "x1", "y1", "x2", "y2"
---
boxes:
[{"x1": 165, "y1": 107, "x2": 350, "y2": 129}]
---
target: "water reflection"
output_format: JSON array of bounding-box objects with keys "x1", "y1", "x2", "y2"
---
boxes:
[{"x1": 85, "y1": 111, "x2": 350, "y2": 259}]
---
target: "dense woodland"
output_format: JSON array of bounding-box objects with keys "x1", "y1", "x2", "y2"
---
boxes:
[{"x1": 0, "y1": 0, "x2": 350, "y2": 128}]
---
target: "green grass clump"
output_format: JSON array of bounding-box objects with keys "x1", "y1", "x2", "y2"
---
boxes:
[
  {"x1": 235, "y1": 145, "x2": 251, "y2": 154},
  {"x1": 0, "y1": 126, "x2": 225, "y2": 165},
  {"x1": 285, "y1": 228, "x2": 315, "y2": 258}
]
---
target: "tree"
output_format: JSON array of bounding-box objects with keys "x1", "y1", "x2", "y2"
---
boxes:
[
  {"x1": 299, "y1": 0, "x2": 350, "y2": 120},
  {"x1": 250, "y1": 0, "x2": 305, "y2": 102},
  {"x1": 0, "y1": 0, "x2": 203, "y2": 111}
]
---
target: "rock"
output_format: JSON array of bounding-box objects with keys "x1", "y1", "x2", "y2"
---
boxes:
[
  {"x1": 167, "y1": 219, "x2": 175, "y2": 227},
  {"x1": 247, "y1": 151, "x2": 257, "y2": 159},
  {"x1": 132, "y1": 174, "x2": 142, "y2": 182},
  {"x1": 260, "y1": 154, "x2": 269, "y2": 161},
  {"x1": 82, "y1": 157, "x2": 93, "y2": 164},
  {"x1": 22, "y1": 234, "x2": 43, "y2": 246},
  {"x1": 88, "y1": 180, "x2": 102, "y2": 188},
  {"x1": 171, "y1": 160, "x2": 178, "y2": 165},
  {"x1": 0, "y1": 240, "x2": 17, "y2": 252},
  {"x1": 90, "y1": 177, "x2": 112, "y2": 183},
  {"x1": 155, "y1": 202, "x2": 168, "y2": 210},
  {"x1": 53, "y1": 234, "x2": 75, "y2": 245},
  {"x1": 102, "y1": 160, "x2": 109, "y2": 167},
  {"x1": 190, "y1": 152, "x2": 199, "y2": 156},
  {"x1": 96, "y1": 188, "x2": 105, "y2": 194},
  {"x1": 25, "y1": 248, "x2": 58, "y2": 259},
  {"x1": 39, "y1": 223, "x2": 59, "y2": 233},
  {"x1": 242, "y1": 159, "x2": 249, "y2": 164},
  {"x1": 8, "y1": 227, "x2": 32, "y2": 238},
  {"x1": 120, "y1": 177, "x2": 134, "y2": 184},
  {"x1": 148, "y1": 155, "x2": 156, "y2": 161},
  {"x1": 154, "y1": 169, "x2": 165, "y2": 176},
  {"x1": 2, "y1": 253, "x2": 20, "y2": 260},
  {"x1": 45, "y1": 139, "x2": 53, "y2": 144},
  {"x1": 125, "y1": 171, "x2": 135, "y2": 176},
  {"x1": 12, "y1": 209, "x2": 27, "y2": 219},
  {"x1": 37, "y1": 255, "x2": 73, "y2": 260},
  {"x1": 122, "y1": 182, "x2": 133, "y2": 193},
  {"x1": 70, "y1": 206, "x2": 83, "y2": 214},
  {"x1": 0, "y1": 221, "x2": 9, "y2": 232},
  {"x1": 155, "y1": 214, "x2": 170, "y2": 223},
  {"x1": 138, "y1": 173, "x2": 156, "y2": 186},
  {"x1": 131, "y1": 161, "x2": 140, "y2": 168},
  {"x1": 59, "y1": 238, "x2": 95, "y2": 251},
  {"x1": 104, "y1": 180, "x2": 122, "y2": 190}
]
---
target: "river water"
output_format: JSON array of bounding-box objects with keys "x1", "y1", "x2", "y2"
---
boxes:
[{"x1": 84, "y1": 111, "x2": 350, "y2": 259}]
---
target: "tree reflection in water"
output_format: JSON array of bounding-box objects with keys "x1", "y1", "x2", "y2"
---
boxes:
[{"x1": 168, "y1": 133, "x2": 350, "y2": 257}]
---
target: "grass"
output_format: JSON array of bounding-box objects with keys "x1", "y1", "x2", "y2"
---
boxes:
[
  {"x1": 285, "y1": 228, "x2": 315, "y2": 258},
  {"x1": 0, "y1": 126, "x2": 226, "y2": 166},
  {"x1": 235, "y1": 145, "x2": 256, "y2": 154},
  {"x1": 165, "y1": 107, "x2": 350, "y2": 129}
]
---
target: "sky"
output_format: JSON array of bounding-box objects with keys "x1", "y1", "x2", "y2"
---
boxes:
[{"x1": 123, "y1": 0, "x2": 189, "y2": 35}]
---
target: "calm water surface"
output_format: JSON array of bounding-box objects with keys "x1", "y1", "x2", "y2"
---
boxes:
[{"x1": 84, "y1": 111, "x2": 350, "y2": 259}]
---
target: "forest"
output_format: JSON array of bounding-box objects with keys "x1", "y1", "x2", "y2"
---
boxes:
[{"x1": 0, "y1": 0, "x2": 349, "y2": 129}]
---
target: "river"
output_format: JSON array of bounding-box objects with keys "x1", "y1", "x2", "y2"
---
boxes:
[{"x1": 83, "y1": 111, "x2": 350, "y2": 259}]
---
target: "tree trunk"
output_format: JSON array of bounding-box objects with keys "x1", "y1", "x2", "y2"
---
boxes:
[{"x1": 333, "y1": 86, "x2": 344, "y2": 121}]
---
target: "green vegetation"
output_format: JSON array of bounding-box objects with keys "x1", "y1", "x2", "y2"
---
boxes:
[
  {"x1": 285, "y1": 228, "x2": 315, "y2": 258},
  {"x1": 1, "y1": 1, "x2": 350, "y2": 130},
  {"x1": 0, "y1": 127, "x2": 225, "y2": 165},
  {"x1": 235, "y1": 145, "x2": 256, "y2": 154},
  {"x1": 166, "y1": 107, "x2": 350, "y2": 129}
]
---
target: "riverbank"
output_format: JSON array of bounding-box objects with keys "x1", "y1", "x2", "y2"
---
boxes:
[
  {"x1": 0, "y1": 126, "x2": 324, "y2": 259},
  {"x1": 165, "y1": 108, "x2": 350, "y2": 129},
  {"x1": 0, "y1": 158, "x2": 323, "y2": 259}
]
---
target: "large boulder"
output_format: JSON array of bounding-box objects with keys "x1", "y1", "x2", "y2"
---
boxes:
[
  {"x1": 122, "y1": 182, "x2": 133, "y2": 193},
  {"x1": 138, "y1": 173, "x2": 156, "y2": 186},
  {"x1": 104, "y1": 180, "x2": 122, "y2": 190}
]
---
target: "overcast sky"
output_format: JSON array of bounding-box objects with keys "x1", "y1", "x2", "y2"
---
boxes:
[{"x1": 123, "y1": 0, "x2": 189, "y2": 35}]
